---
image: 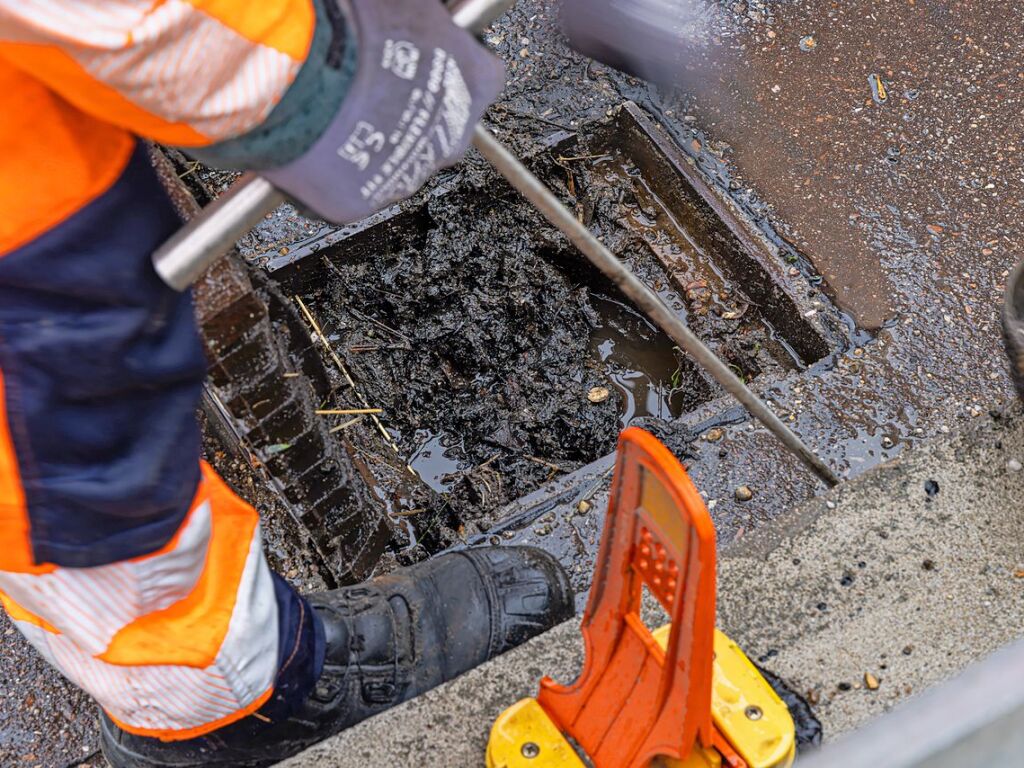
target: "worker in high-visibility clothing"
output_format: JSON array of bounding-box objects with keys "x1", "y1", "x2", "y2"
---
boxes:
[{"x1": 0, "y1": 2, "x2": 575, "y2": 765}]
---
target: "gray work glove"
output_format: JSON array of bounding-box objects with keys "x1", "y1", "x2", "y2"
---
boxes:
[
  {"x1": 560, "y1": 0, "x2": 713, "y2": 87},
  {"x1": 265, "y1": 0, "x2": 505, "y2": 224}
]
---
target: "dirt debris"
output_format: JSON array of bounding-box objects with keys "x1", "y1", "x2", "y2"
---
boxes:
[{"x1": 312, "y1": 184, "x2": 623, "y2": 524}]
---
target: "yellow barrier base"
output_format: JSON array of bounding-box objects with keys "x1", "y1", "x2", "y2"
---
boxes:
[{"x1": 486, "y1": 627, "x2": 795, "y2": 768}]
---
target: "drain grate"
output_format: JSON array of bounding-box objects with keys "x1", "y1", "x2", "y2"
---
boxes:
[{"x1": 249, "y1": 102, "x2": 845, "y2": 559}]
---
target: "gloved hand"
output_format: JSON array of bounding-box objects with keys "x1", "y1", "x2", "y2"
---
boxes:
[
  {"x1": 560, "y1": 0, "x2": 712, "y2": 87},
  {"x1": 264, "y1": 0, "x2": 505, "y2": 224}
]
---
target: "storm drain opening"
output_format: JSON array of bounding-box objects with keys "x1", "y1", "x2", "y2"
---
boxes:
[{"x1": 262, "y1": 102, "x2": 838, "y2": 558}]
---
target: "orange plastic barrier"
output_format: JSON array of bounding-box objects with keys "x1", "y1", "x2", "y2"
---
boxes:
[{"x1": 537, "y1": 426, "x2": 743, "y2": 768}]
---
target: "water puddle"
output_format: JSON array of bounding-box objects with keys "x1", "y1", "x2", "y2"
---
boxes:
[
  {"x1": 589, "y1": 295, "x2": 690, "y2": 426},
  {"x1": 408, "y1": 430, "x2": 468, "y2": 494}
]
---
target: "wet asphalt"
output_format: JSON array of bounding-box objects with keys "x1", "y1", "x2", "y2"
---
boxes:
[
  {"x1": 4, "y1": 0, "x2": 1024, "y2": 763},
  {"x1": 481, "y1": 0, "x2": 1022, "y2": 583}
]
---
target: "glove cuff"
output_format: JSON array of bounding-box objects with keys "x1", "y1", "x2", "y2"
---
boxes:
[{"x1": 184, "y1": 0, "x2": 359, "y2": 171}]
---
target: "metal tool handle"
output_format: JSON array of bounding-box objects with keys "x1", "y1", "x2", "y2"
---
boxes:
[{"x1": 152, "y1": 0, "x2": 514, "y2": 291}]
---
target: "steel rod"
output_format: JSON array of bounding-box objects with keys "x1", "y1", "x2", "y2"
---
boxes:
[
  {"x1": 154, "y1": 174, "x2": 285, "y2": 290},
  {"x1": 472, "y1": 126, "x2": 840, "y2": 486}
]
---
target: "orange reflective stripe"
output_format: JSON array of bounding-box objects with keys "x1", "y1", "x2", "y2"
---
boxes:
[
  {"x1": 100, "y1": 463, "x2": 259, "y2": 668},
  {"x1": 0, "y1": 367, "x2": 31, "y2": 571},
  {"x1": 0, "y1": 44, "x2": 208, "y2": 147},
  {"x1": 2, "y1": 462, "x2": 281, "y2": 739},
  {"x1": 0, "y1": 0, "x2": 315, "y2": 145},
  {"x1": 183, "y1": 0, "x2": 315, "y2": 62},
  {"x1": 106, "y1": 684, "x2": 275, "y2": 742},
  {"x1": 0, "y1": 58, "x2": 135, "y2": 257},
  {"x1": 0, "y1": 366, "x2": 58, "y2": 573},
  {"x1": 0, "y1": 591, "x2": 59, "y2": 633}
]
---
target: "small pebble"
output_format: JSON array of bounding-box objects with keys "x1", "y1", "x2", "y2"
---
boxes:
[
  {"x1": 735, "y1": 485, "x2": 754, "y2": 502},
  {"x1": 865, "y1": 672, "x2": 880, "y2": 690},
  {"x1": 798, "y1": 35, "x2": 817, "y2": 51},
  {"x1": 704, "y1": 427, "x2": 725, "y2": 442},
  {"x1": 576, "y1": 499, "x2": 593, "y2": 515},
  {"x1": 1008, "y1": 459, "x2": 1023, "y2": 472},
  {"x1": 587, "y1": 386, "x2": 610, "y2": 404}
]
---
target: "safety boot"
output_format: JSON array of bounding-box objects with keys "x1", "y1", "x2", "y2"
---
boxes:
[{"x1": 100, "y1": 546, "x2": 573, "y2": 767}]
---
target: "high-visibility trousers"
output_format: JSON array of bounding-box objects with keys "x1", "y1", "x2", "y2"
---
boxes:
[{"x1": 0, "y1": 80, "x2": 323, "y2": 741}]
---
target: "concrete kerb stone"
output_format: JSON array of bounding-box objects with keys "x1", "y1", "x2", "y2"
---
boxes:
[{"x1": 282, "y1": 404, "x2": 1024, "y2": 766}]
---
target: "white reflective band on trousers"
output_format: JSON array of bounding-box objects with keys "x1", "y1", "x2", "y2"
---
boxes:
[{"x1": 0, "y1": 466, "x2": 280, "y2": 739}]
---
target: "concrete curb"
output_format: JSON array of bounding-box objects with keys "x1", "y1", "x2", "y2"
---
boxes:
[{"x1": 283, "y1": 405, "x2": 1024, "y2": 766}]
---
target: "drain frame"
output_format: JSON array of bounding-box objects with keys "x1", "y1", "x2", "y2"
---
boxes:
[{"x1": 252, "y1": 101, "x2": 848, "y2": 554}]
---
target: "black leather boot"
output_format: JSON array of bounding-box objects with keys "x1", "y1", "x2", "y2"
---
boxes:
[{"x1": 100, "y1": 546, "x2": 573, "y2": 767}]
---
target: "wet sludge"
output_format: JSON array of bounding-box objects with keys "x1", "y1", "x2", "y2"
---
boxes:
[{"x1": 269, "y1": 104, "x2": 835, "y2": 558}]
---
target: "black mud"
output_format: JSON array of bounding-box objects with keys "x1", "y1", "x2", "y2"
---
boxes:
[
  {"x1": 313, "y1": 184, "x2": 627, "y2": 521},
  {"x1": 298, "y1": 109, "x2": 815, "y2": 536},
  {"x1": 757, "y1": 663, "x2": 824, "y2": 752}
]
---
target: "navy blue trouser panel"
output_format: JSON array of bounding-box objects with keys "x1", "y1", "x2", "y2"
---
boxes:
[
  {"x1": 0, "y1": 141, "x2": 323, "y2": 715},
  {"x1": 0, "y1": 143, "x2": 206, "y2": 568}
]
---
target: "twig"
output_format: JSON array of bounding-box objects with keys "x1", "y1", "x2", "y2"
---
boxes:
[
  {"x1": 315, "y1": 408, "x2": 383, "y2": 416},
  {"x1": 525, "y1": 455, "x2": 562, "y2": 471},
  {"x1": 476, "y1": 453, "x2": 501, "y2": 470},
  {"x1": 391, "y1": 507, "x2": 427, "y2": 518},
  {"x1": 526, "y1": 455, "x2": 563, "y2": 483},
  {"x1": 294, "y1": 296, "x2": 406, "y2": 461},
  {"x1": 369, "y1": 285, "x2": 403, "y2": 300},
  {"x1": 176, "y1": 161, "x2": 201, "y2": 180},
  {"x1": 490, "y1": 105, "x2": 574, "y2": 132},
  {"x1": 348, "y1": 307, "x2": 412, "y2": 344},
  {"x1": 556, "y1": 153, "x2": 612, "y2": 163},
  {"x1": 329, "y1": 416, "x2": 364, "y2": 433}
]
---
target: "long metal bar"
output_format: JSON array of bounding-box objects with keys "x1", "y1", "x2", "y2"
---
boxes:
[
  {"x1": 472, "y1": 128, "x2": 838, "y2": 486},
  {"x1": 149, "y1": 0, "x2": 839, "y2": 486},
  {"x1": 799, "y1": 638, "x2": 1024, "y2": 767},
  {"x1": 154, "y1": 174, "x2": 285, "y2": 289}
]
